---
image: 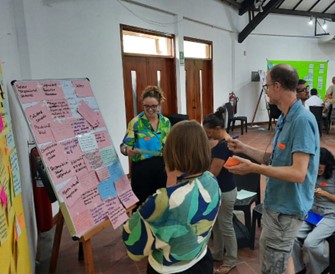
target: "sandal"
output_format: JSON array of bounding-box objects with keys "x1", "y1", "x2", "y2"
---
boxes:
[{"x1": 214, "y1": 264, "x2": 236, "y2": 274}]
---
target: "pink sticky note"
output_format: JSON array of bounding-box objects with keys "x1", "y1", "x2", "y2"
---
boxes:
[
  {"x1": 81, "y1": 186, "x2": 102, "y2": 209},
  {"x1": 40, "y1": 81, "x2": 65, "y2": 100},
  {"x1": 95, "y1": 166, "x2": 110, "y2": 182},
  {"x1": 114, "y1": 176, "x2": 139, "y2": 208},
  {"x1": 72, "y1": 79, "x2": 94, "y2": 97},
  {"x1": 46, "y1": 99, "x2": 72, "y2": 119},
  {"x1": 70, "y1": 118, "x2": 92, "y2": 136},
  {"x1": 60, "y1": 177, "x2": 82, "y2": 208},
  {"x1": 94, "y1": 131, "x2": 112, "y2": 149},
  {"x1": 40, "y1": 142, "x2": 66, "y2": 166},
  {"x1": 25, "y1": 102, "x2": 55, "y2": 144},
  {"x1": 60, "y1": 138, "x2": 82, "y2": 161},
  {"x1": 105, "y1": 197, "x2": 129, "y2": 229},
  {"x1": 51, "y1": 120, "x2": 75, "y2": 142},
  {"x1": 48, "y1": 159, "x2": 76, "y2": 185},
  {"x1": 14, "y1": 81, "x2": 45, "y2": 103},
  {"x1": 77, "y1": 101, "x2": 99, "y2": 128},
  {"x1": 96, "y1": 112, "x2": 106, "y2": 128},
  {"x1": 70, "y1": 156, "x2": 89, "y2": 177},
  {"x1": 0, "y1": 186, "x2": 8, "y2": 206},
  {"x1": 0, "y1": 116, "x2": 4, "y2": 133},
  {"x1": 78, "y1": 171, "x2": 100, "y2": 190},
  {"x1": 72, "y1": 209, "x2": 95, "y2": 236}
]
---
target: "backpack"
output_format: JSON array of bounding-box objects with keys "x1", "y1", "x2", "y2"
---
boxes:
[{"x1": 233, "y1": 213, "x2": 251, "y2": 249}]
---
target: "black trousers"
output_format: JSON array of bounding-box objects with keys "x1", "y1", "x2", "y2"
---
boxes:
[
  {"x1": 146, "y1": 248, "x2": 213, "y2": 274},
  {"x1": 131, "y1": 156, "x2": 167, "y2": 205}
]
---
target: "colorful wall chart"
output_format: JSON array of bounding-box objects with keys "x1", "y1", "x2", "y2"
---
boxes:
[
  {"x1": 267, "y1": 60, "x2": 328, "y2": 99},
  {"x1": 11, "y1": 79, "x2": 138, "y2": 237},
  {"x1": 0, "y1": 65, "x2": 31, "y2": 274}
]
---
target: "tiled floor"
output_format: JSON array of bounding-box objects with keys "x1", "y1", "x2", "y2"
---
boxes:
[{"x1": 35, "y1": 124, "x2": 335, "y2": 274}]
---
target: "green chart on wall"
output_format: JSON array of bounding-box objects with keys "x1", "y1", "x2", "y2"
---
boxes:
[{"x1": 267, "y1": 60, "x2": 328, "y2": 99}]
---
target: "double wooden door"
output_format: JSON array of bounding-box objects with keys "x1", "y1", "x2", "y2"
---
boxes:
[
  {"x1": 185, "y1": 58, "x2": 213, "y2": 122},
  {"x1": 122, "y1": 55, "x2": 177, "y2": 124}
]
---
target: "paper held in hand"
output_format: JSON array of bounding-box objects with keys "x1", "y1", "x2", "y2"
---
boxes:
[{"x1": 236, "y1": 189, "x2": 257, "y2": 200}]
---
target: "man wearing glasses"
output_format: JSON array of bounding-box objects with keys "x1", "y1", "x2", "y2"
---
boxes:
[
  {"x1": 296, "y1": 79, "x2": 310, "y2": 106},
  {"x1": 226, "y1": 64, "x2": 319, "y2": 274}
]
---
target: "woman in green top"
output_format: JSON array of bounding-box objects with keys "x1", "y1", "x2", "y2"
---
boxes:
[{"x1": 120, "y1": 86, "x2": 171, "y2": 205}]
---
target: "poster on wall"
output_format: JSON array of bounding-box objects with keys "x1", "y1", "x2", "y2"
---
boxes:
[
  {"x1": 0, "y1": 65, "x2": 31, "y2": 274},
  {"x1": 267, "y1": 60, "x2": 328, "y2": 98},
  {"x1": 11, "y1": 78, "x2": 138, "y2": 237}
]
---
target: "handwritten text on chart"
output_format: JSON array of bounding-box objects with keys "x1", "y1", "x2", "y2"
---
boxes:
[
  {"x1": 14, "y1": 81, "x2": 44, "y2": 103},
  {"x1": 47, "y1": 99, "x2": 71, "y2": 119}
]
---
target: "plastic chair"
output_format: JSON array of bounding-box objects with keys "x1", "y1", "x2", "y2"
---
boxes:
[
  {"x1": 267, "y1": 103, "x2": 281, "y2": 130},
  {"x1": 224, "y1": 102, "x2": 248, "y2": 135},
  {"x1": 166, "y1": 113, "x2": 189, "y2": 126},
  {"x1": 234, "y1": 172, "x2": 261, "y2": 234},
  {"x1": 309, "y1": 106, "x2": 324, "y2": 136}
]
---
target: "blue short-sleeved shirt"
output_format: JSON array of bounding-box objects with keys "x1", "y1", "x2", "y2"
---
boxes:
[{"x1": 264, "y1": 100, "x2": 320, "y2": 217}]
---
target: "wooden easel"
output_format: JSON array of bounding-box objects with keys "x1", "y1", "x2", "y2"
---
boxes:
[
  {"x1": 49, "y1": 205, "x2": 135, "y2": 274},
  {"x1": 251, "y1": 88, "x2": 264, "y2": 126}
]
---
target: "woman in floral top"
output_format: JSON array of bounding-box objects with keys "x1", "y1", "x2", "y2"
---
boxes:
[{"x1": 123, "y1": 120, "x2": 221, "y2": 274}]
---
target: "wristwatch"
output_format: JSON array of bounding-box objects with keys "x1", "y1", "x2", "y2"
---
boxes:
[{"x1": 121, "y1": 145, "x2": 128, "y2": 156}]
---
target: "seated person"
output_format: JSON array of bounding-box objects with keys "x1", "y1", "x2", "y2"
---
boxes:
[
  {"x1": 296, "y1": 79, "x2": 310, "y2": 106},
  {"x1": 323, "y1": 94, "x2": 332, "y2": 118},
  {"x1": 304, "y1": 88, "x2": 323, "y2": 110},
  {"x1": 292, "y1": 147, "x2": 335, "y2": 274}
]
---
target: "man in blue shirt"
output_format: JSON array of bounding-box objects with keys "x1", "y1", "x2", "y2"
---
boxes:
[{"x1": 226, "y1": 64, "x2": 319, "y2": 274}]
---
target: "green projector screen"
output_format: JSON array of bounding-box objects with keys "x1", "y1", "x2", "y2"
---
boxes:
[{"x1": 267, "y1": 60, "x2": 328, "y2": 99}]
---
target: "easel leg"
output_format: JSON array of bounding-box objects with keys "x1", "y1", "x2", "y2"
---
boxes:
[
  {"x1": 49, "y1": 212, "x2": 64, "y2": 273},
  {"x1": 81, "y1": 239, "x2": 95, "y2": 274},
  {"x1": 251, "y1": 89, "x2": 264, "y2": 126}
]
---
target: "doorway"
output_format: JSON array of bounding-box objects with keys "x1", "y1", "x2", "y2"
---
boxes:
[
  {"x1": 121, "y1": 26, "x2": 177, "y2": 124},
  {"x1": 184, "y1": 39, "x2": 213, "y2": 122}
]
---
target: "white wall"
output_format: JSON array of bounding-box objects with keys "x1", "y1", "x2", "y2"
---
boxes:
[
  {"x1": 1, "y1": 0, "x2": 335, "y2": 271},
  {"x1": 234, "y1": 13, "x2": 335, "y2": 123}
]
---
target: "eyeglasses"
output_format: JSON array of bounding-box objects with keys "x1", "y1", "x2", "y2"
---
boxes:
[
  {"x1": 143, "y1": 104, "x2": 159, "y2": 110},
  {"x1": 262, "y1": 83, "x2": 275, "y2": 93},
  {"x1": 296, "y1": 86, "x2": 309, "y2": 93}
]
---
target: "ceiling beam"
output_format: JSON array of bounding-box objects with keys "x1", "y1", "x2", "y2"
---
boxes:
[
  {"x1": 239, "y1": 0, "x2": 255, "y2": 16},
  {"x1": 221, "y1": 0, "x2": 241, "y2": 9},
  {"x1": 272, "y1": 8, "x2": 335, "y2": 21},
  {"x1": 238, "y1": 0, "x2": 283, "y2": 43},
  {"x1": 292, "y1": 0, "x2": 303, "y2": 10},
  {"x1": 308, "y1": 0, "x2": 321, "y2": 12},
  {"x1": 323, "y1": 1, "x2": 335, "y2": 13}
]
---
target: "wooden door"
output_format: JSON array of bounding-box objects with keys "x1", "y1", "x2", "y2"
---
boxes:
[
  {"x1": 185, "y1": 58, "x2": 213, "y2": 122},
  {"x1": 122, "y1": 55, "x2": 177, "y2": 124}
]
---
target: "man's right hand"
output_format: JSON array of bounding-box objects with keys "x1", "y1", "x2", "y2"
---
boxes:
[{"x1": 226, "y1": 138, "x2": 244, "y2": 153}]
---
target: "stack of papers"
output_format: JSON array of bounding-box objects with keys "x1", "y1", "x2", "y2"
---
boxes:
[
  {"x1": 305, "y1": 211, "x2": 324, "y2": 226},
  {"x1": 236, "y1": 189, "x2": 257, "y2": 200}
]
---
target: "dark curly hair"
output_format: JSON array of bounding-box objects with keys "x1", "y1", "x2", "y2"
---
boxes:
[{"x1": 319, "y1": 147, "x2": 335, "y2": 179}]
